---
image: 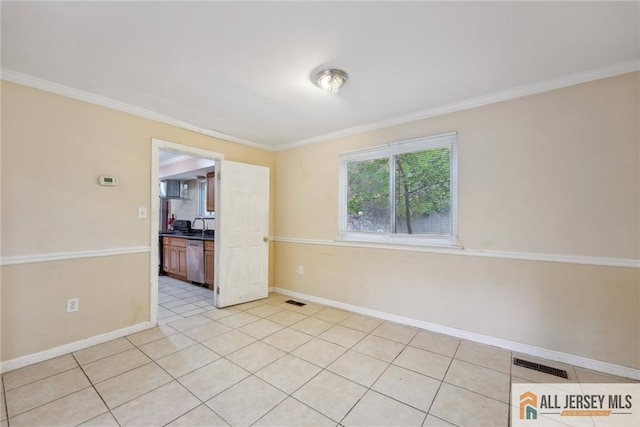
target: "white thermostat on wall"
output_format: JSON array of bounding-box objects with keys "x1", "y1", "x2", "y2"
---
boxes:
[{"x1": 98, "y1": 176, "x2": 119, "y2": 186}]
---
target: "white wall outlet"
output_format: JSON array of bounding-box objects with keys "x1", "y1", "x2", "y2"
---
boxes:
[
  {"x1": 137, "y1": 207, "x2": 147, "y2": 219},
  {"x1": 297, "y1": 265, "x2": 304, "y2": 275},
  {"x1": 67, "y1": 298, "x2": 79, "y2": 313}
]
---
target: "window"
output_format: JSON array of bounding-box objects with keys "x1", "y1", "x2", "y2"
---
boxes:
[
  {"x1": 198, "y1": 181, "x2": 215, "y2": 217},
  {"x1": 339, "y1": 132, "x2": 457, "y2": 246}
]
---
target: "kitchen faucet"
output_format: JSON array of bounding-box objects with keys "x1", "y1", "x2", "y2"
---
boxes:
[{"x1": 192, "y1": 217, "x2": 206, "y2": 236}]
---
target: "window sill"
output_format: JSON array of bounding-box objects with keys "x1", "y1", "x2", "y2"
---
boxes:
[{"x1": 338, "y1": 233, "x2": 461, "y2": 250}]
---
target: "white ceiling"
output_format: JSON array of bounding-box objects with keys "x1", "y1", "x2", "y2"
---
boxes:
[{"x1": 2, "y1": 2, "x2": 638, "y2": 150}]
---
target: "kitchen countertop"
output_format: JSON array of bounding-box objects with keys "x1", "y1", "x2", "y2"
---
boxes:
[{"x1": 160, "y1": 231, "x2": 214, "y2": 241}]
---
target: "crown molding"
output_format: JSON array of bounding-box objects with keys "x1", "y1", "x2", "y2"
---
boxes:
[
  {"x1": 274, "y1": 58, "x2": 640, "y2": 151},
  {"x1": 3, "y1": 59, "x2": 638, "y2": 154},
  {"x1": 0, "y1": 68, "x2": 276, "y2": 152}
]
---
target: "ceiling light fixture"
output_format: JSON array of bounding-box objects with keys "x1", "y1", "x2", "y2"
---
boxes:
[{"x1": 314, "y1": 68, "x2": 349, "y2": 94}]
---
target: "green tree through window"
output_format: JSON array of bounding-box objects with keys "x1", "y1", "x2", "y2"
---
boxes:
[{"x1": 340, "y1": 133, "x2": 457, "y2": 245}]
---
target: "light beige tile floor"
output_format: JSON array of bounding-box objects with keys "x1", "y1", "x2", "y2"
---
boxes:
[{"x1": 1, "y1": 275, "x2": 636, "y2": 426}]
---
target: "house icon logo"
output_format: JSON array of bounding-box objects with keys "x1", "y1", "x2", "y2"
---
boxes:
[{"x1": 520, "y1": 391, "x2": 538, "y2": 420}]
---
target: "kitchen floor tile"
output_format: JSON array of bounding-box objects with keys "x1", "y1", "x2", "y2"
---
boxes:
[
  {"x1": 574, "y1": 367, "x2": 636, "y2": 383},
  {"x1": 339, "y1": 314, "x2": 383, "y2": 333},
  {"x1": 393, "y1": 346, "x2": 452, "y2": 380},
  {"x1": 8, "y1": 387, "x2": 107, "y2": 427},
  {"x1": 409, "y1": 331, "x2": 460, "y2": 358},
  {"x1": 202, "y1": 307, "x2": 240, "y2": 321},
  {"x1": 2, "y1": 354, "x2": 78, "y2": 391},
  {"x1": 73, "y1": 338, "x2": 134, "y2": 365},
  {"x1": 444, "y1": 359, "x2": 510, "y2": 403},
  {"x1": 239, "y1": 318, "x2": 284, "y2": 339},
  {"x1": 0, "y1": 391, "x2": 6, "y2": 422},
  {"x1": 430, "y1": 383, "x2": 509, "y2": 427},
  {"x1": 156, "y1": 344, "x2": 220, "y2": 378},
  {"x1": 182, "y1": 320, "x2": 232, "y2": 342},
  {"x1": 292, "y1": 370, "x2": 367, "y2": 423},
  {"x1": 247, "y1": 304, "x2": 284, "y2": 318},
  {"x1": 291, "y1": 317, "x2": 334, "y2": 336},
  {"x1": 138, "y1": 333, "x2": 197, "y2": 360},
  {"x1": 423, "y1": 414, "x2": 457, "y2": 427},
  {"x1": 372, "y1": 364, "x2": 440, "y2": 412},
  {"x1": 206, "y1": 376, "x2": 287, "y2": 427},
  {"x1": 262, "y1": 328, "x2": 313, "y2": 352},
  {"x1": 342, "y1": 390, "x2": 426, "y2": 426},
  {"x1": 181, "y1": 307, "x2": 207, "y2": 317},
  {"x1": 167, "y1": 404, "x2": 230, "y2": 426},
  {"x1": 353, "y1": 334, "x2": 405, "y2": 362},
  {"x1": 256, "y1": 354, "x2": 322, "y2": 394},
  {"x1": 167, "y1": 314, "x2": 212, "y2": 332},
  {"x1": 94, "y1": 362, "x2": 172, "y2": 409},
  {"x1": 159, "y1": 314, "x2": 185, "y2": 325},
  {"x1": 82, "y1": 348, "x2": 151, "y2": 384},
  {"x1": 313, "y1": 307, "x2": 352, "y2": 323},
  {"x1": 291, "y1": 338, "x2": 347, "y2": 368},
  {"x1": 371, "y1": 321, "x2": 419, "y2": 344},
  {"x1": 233, "y1": 299, "x2": 269, "y2": 311},
  {"x1": 201, "y1": 330, "x2": 256, "y2": 356},
  {"x1": 327, "y1": 350, "x2": 389, "y2": 387},
  {"x1": 227, "y1": 341, "x2": 285, "y2": 373},
  {"x1": 112, "y1": 381, "x2": 200, "y2": 426},
  {"x1": 319, "y1": 325, "x2": 367, "y2": 348},
  {"x1": 5, "y1": 368, "x2": 90, "y2": 417},
  {"x1": 218, "y1": 312, "x2": 262, "y2": 328},
  {"x1": 454, "y1": 340, "x2": 510, "y2": 373},
  {"x1": 266, "y1": 309, "x2": 308, "y2": 326},
  {"x1": 172, "y1": 303, "x2": 201, "y2": 315},
  {"x1": 178, "y1": 358, "x2": 250, "y2": 401},
  {"x1": 253, "y1": 397, "x2": 335, "y2": 427},
  {"x1": 79, "y1": 411, "x2": 120, "y2": 427}
]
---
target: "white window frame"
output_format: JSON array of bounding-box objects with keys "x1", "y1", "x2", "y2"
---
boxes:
[
  {"x1": 338, "y1": 132, "x2": 458, "y2": 247},
  {"x1": 198, "y1": 181, "x2": 216, "y2": 218}
]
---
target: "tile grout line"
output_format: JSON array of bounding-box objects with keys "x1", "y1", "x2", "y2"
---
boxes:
[
  {"x1": 71, "y1": 353, "x2": 122, "y2": 427},
  {"x1": 337, "y1": 327, "x2": 429, "y2": 425},
  {"x1": 423, "y1": 338, "x2": 461, "y2": 425}
]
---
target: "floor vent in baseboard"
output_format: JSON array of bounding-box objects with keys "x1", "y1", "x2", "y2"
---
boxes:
[
  {"x1": 513, "y1": 357, "x2": 568, "y2": 379},
  {"x1": 284, "y1": 299, "x2": 306, "y2": 307}
]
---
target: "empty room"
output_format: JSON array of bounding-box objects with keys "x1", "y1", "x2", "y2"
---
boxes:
[{"x1": 1, "y1": 1, "x2": 638, "y2": 426}]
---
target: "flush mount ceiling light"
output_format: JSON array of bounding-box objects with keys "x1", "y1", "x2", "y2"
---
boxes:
[{"x1": 314, "y1": 68, "x2": 349, "y2": 94}]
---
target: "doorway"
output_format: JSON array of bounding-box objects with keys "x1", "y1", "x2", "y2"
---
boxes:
[{"x1": 150, "y1": 139, "x2": 223, "y2": 325}]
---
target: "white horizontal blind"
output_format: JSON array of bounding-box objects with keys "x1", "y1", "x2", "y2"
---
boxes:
[{"x1": 338, "y1": 132, "x2": 458, "y2": 247}]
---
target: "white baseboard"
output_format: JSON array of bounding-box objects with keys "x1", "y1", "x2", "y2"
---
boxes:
[
  {"x1": 272, "y1": 287, "x2": 640, "y2": 381},
  {"x1": 0, "y1": 321, "x2": 154, "y2": 373}
]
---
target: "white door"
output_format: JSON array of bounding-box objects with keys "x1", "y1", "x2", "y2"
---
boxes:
[{"x1": 215, "y1": 160, "x2": 270, "y2": 307}]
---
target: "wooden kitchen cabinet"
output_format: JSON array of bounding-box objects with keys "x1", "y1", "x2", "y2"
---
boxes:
[
  {"x1": 204, "y1": 240, "x2": 214, "y2": 289},
  {"x1": 206, "y1": 172, "x2": 215, "y2": 212},
  {"x1": 163, "y1": 237, "x2": 187, "y2": 280}
]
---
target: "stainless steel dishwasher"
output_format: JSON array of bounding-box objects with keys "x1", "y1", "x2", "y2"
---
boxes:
[{"x1": 186, "y1": 240, "x2": 204, "y2": 284}]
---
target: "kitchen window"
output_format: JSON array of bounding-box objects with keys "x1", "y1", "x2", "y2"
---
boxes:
[
  {"x1": 338, "y1": 132, "x2": 458, "y2": 246},
  {"x1": 198, "y1": 181, "x2": 215, "y2": 217}
]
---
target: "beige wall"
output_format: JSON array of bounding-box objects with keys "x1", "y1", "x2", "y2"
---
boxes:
[
  {"x1": 1, "y1": 81, "x2": 275, "y2": 362},
  {"x1": 274, "y1": 72, "x2": 640, "y2": 369}
]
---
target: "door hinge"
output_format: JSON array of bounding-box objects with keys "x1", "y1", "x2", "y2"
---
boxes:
[
  {"x1": 217, "y1": 172, "x2": 221, "y2": 180},
  {"x1": 216, "y1": 286, "x2": 220, "y2": 294}
]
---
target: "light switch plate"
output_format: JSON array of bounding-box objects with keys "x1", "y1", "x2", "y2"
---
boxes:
[{"x1": 138, "y1": 207, "x2": 147, "y2": 219}]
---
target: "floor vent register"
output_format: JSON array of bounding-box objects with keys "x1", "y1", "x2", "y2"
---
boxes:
[
  {"x1": 284, "y1": 299, "x2": 307, "y2": 307},
  {"x1": 513, "y1": 357, "x2": 568, "y2": 379}
]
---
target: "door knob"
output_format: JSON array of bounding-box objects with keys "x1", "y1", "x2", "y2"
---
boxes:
[{"x1": 263, "y1": 236, "x2": 269, "y2": 243}]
